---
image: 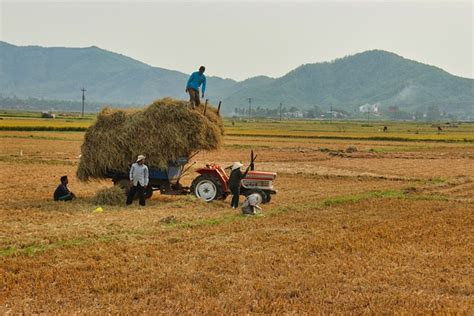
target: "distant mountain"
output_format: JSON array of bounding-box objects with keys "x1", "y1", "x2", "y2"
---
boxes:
[
  {"x1": 0, "y1": 41, "x2": 235, "y2": 105},
  {"x1": 223, "y1": 51, "x2": 473, "y2": 115},
  {"x1": 0, "y1": 41, "x2": 472, "y2": 116}
]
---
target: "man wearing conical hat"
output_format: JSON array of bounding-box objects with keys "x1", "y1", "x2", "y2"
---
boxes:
[{"x1": 228, "y1": 161, "x2": 250, "y2": 209}]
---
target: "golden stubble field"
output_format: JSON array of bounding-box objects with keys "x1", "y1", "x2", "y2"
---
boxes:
[{"x1": 1, "y1": 124, "x2": 473, "y2": 313}]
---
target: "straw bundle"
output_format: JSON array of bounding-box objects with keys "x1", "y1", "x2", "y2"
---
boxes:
[
  {"x1": 93, "y1": 186, "x2": 125, "y2": 205},
  {"x1": 77, "y1": 98, "x2": 224, "y2": 181}
]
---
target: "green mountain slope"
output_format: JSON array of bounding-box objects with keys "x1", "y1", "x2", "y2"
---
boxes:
[
  {"x1": 0, "y1": 41, "x2": 235, "y2": 105},
  {"x1": 223, "y1": 50, "x2": 473, "y2": 115}
]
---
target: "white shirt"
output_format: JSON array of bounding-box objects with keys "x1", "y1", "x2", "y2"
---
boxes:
[
  {"x1": 243, "y1": 193, "x2": 261, "y2": 207},
  {"x1": 129, "y1": 163, "x2": 149, "y2": 186}
]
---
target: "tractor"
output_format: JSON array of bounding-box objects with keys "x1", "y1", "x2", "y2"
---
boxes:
[{"x1": 109, "y1": 151, "x2": 277, "y2": 204}]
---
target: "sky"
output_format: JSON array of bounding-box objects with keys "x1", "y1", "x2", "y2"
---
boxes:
[{"x1": 1, "y1": 0, "x2": 473, "y2": 81}]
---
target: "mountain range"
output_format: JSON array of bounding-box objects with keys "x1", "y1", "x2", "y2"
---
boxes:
[{"x1": 0, "y1": 41, "x2": 472, "y2": 116}]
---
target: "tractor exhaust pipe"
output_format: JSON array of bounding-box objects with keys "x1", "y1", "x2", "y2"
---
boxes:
[{"x1": 250, "y1": 150, "x2": 257, "y2": 171}]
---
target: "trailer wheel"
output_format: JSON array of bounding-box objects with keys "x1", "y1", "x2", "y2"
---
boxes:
[
  {"x1": 144, "y1": 186, "x2": 154, "y2": 199},
  {"x1": 191, "y1": 174, "x2": 224, "y2": 202}
]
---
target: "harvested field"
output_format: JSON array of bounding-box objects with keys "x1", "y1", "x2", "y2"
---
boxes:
[{"x1": 0, "y1": 118, "x2": 473, "y2": 313}]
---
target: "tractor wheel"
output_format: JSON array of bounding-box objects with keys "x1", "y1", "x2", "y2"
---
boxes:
[
  {"x1": 263, "y1": 191, "x2": 272, "y2": 204},
  {"x1": 191, "y1": 174, "x2": 224, "y2": 202},
  {"x1": 243, "y1": 189, "x2": 268, "y2": 204}
]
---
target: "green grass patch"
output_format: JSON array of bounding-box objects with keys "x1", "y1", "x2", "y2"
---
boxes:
[
  {"x1": 320, "y1": 189, "x2": 451, "y2": 208},
  {"x1": 224, "y1": 143, "x2": 271, "y2": 149},
  {"x1": 226, "y1": 133, "x2": 474, "y2": 143},
  {"x1": 0, "y1": 126, "x2": 87, "y2": 132},
  {"x1": 0, "y1": 238, "x2": 89, "y2": 257},
  {"x1": 0, "y1": 156, "x2": 76, "y2": 166},
  {"x1": 0, "y1": 134, "x2": 82, "y2": 141},
  {"x1": 321, "y1": 190, "x2": 405, "y2": 207}
]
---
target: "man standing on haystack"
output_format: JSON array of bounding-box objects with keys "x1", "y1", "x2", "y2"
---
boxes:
[
  {"x1": 126, "y1": 155, "x2": 149, "y2": 207},
  {"x1": 185, "y1": 66, "x2": 206, "y2": 109}
]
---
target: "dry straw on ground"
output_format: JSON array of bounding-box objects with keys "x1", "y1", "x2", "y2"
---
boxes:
[
  {"x1": 77, "y1": 98, "x2": 224, "y2": 180},
  {"x1": 92, "y1": 186, "x2": 125, "y2": 205}
]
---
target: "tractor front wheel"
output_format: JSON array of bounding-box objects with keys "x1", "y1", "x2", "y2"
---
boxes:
[
  {"x1": 243, "y1": 189, "x2": 270, "y2": 204},
  {"x1": 191, "y1": 174, "x2": 225, "y2": 202}
]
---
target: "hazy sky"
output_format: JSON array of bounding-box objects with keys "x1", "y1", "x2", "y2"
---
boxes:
[{"x1": 1, "y1": 0, "x2": 472, "y2": 80}]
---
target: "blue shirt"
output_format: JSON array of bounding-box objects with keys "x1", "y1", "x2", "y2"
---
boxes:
[{"x1": 186, "y1": 71, "x2": 206, "y2": 94}]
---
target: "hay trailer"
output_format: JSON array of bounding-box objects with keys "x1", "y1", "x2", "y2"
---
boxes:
[{"x1": 110, "y1": 152, "x2": 277, "y2": 203}]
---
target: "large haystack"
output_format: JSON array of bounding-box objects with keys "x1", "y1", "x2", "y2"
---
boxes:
[{"x1": 77, "y1": 98, "x2": 224, "y2": 181}]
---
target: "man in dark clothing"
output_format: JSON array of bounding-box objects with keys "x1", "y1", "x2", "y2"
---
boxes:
[
  {"x1": 228, "y1": 162, "x2": 250, "y2": 208},
  {"x1": 53, "y1": 176, "x2": 76, "y2": 201}
]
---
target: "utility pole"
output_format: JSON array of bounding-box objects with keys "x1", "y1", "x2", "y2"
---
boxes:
[
  {"x1": 81, "y1": 88, "x2": 86, "y2": 117},
  {"x1": 367, "y1": 107, "x2": 370, "y2": 124},
  {"x1": 248, "y1": 98, "x2": 252, "y2": 118},
  {"x1": 330, "y1": 105, "x2": 333, "y2": 122},
  {"x1": 279, "y1": 102, "x2": 282, "y2": 121}
]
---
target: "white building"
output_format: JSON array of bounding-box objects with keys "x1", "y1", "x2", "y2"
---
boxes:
[{"x1": 359, "y1": 103, "x2": 379, "y2": 113}]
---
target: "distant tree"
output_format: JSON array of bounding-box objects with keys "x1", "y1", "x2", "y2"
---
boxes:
[
  {"x1": 289, "y1": 106, "x2": 299, "y2": 112},
  {"x1": 305, "y1": 105, "x2": 323, "y2": 118},
  {"x1": 386, "y1": 110, "x2": 411, "y2": 120}
]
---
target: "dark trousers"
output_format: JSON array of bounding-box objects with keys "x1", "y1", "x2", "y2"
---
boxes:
[
  {"x1": 230, "y1": 186, "x2": 240, "y2": 208},
  {"x1": 56, "y1": 193, "x2": 74, "y2": 201},
  {"x1": 126, "y1": 183, "x2": 146, "y2": 206}
]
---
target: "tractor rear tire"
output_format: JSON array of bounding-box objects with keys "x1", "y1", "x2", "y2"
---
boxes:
[{"x1": 191, "y1": 174, "x2": 225, "y2": 202}]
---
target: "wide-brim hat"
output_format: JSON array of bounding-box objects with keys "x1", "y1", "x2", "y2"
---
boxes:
[
  {"x1": 136, "y1": 155, "x2": 146, "y2": 162},
  {"x1": 231, "y1": 162, "x2": 243, "y2": 170}
]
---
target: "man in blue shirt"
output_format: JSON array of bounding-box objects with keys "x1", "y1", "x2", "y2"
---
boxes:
[{"x1": 185, "y1": 66, "x2": 206, "y2": 109}]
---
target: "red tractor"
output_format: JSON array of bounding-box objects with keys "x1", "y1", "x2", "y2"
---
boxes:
[
  {"x1": 191, "y1": 151, "x2": 276, "y2": 203},
  {"x1": 111, "y1": 151, "x2": 277, "y2": 203},
  {"x1": 191, "y1": 163, "x2": 276, "y2": 204}
]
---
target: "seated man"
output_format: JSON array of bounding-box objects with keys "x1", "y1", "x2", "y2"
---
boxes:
[{"x1": 53, "y1": 175, "x2": 76, "y2": 201}]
